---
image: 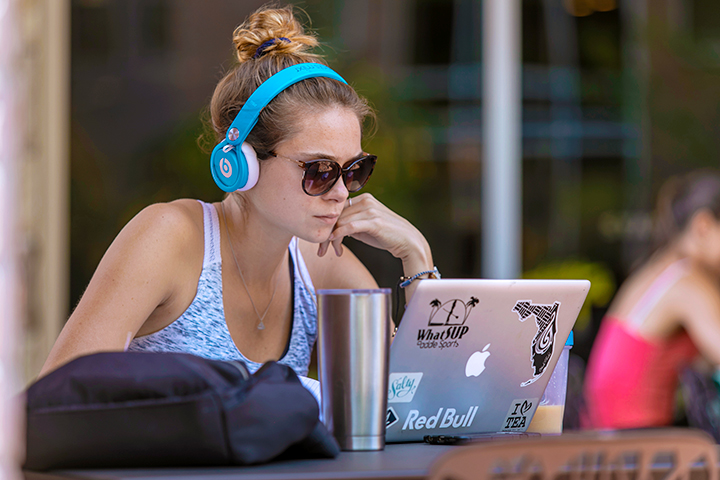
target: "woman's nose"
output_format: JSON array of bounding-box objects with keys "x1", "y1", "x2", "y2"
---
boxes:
[{"x1": 324, "y1": 174, "x2": 349, "y2": 202}]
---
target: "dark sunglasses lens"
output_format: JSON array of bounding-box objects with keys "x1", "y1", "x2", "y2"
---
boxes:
[
  {"x1": 304, "y1": 161, "x2": 341, "y2": 195},
  {"x1": 344, "y1": 155, "x2": 377, "y2": 192}
]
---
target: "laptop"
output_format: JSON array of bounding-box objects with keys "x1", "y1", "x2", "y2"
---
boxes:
[{"x1": 385, "y1": 278, "x2": 590, "y2": 442}]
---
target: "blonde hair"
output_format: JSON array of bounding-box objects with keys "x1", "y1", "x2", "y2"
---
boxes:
[{"x1": 207, "y1": 4, "x2": 375, "y2": 159}]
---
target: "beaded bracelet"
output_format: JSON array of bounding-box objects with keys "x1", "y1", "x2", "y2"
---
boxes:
[
  {"x1": 398, "y1": 266, "x2": 441, "y2": 288},
  {"x1": 394, "y1": 266, "x2": 441, "y2": 331}
]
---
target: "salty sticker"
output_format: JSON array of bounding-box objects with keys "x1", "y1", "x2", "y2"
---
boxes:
[
  {"x1": 513, "y1": 300, "x2": 560, "y2": 386},
  {"x1": 386, "y1": 407, "x2": 399, "y2": 429},
  {"x1": 502, "y1": 398, "x2": 539, "y2": 431},
  {"x1": 388, "y1": 372, "x2": 423, "y2": 403}
]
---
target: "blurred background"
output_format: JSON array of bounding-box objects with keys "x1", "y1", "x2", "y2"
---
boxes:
[{"x1": 7, "y1": 0, "x2": 720, "y2": 386}]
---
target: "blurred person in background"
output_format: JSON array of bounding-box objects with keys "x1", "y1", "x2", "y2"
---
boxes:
[
  {"x1": 583, "y1": 169, "x2": 720, "y2": 429},
  {"x1": 39, "y1": 4, "x2": 435, "y2": 379}
]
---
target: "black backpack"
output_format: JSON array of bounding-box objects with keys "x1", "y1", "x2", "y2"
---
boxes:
[{"x1": 24, "y1": 351, "x2": 338, "y2": 470}]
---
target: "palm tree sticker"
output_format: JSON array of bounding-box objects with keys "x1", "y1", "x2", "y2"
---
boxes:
[
  {"x1": 428, "y1": 296, "x2": 480, "y2": 326},
  {"x1": 428, "y1": 299, "x2": 442, "y2": 322}
]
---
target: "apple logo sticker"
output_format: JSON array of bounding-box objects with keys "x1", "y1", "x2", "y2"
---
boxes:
[{"x1": 465, "y1": 343, "x2": 491, "y2": 377}]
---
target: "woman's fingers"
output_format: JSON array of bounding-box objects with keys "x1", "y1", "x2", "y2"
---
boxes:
[
  {"x1": 317, "y1": 193, "x2": 416, "y2": 258},
  {"x1": 317, "y1": 231, "x2": 349, "y2": 257},
  {"x1": 331, "y1": 204, "x2": 410, "y2": 255},
  {"x1": 331, "y1": 236, "x2": 344, "y2": 257},
  {"x1": 316, "y1": 197, "x2": 354, "y2": 257}
]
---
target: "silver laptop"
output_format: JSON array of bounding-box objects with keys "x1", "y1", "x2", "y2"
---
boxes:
[{"x1": 385, "y1": 278, "x2": 590, "y2": 442}]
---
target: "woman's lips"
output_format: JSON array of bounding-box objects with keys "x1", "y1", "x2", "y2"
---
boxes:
[{"x1": 315, "y1": 214, "x2": 339, "y2": 225}]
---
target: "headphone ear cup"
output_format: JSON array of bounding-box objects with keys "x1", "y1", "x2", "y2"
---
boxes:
[
  {"x1": 210, "y1": 140, "x2": 260, "y2": 192},
  {"x1": 210, "y1": 140, "x2": 241, "y2": 192},
  {"x1": 236, "y1": 142, "x2": 259, "y2": 191}
]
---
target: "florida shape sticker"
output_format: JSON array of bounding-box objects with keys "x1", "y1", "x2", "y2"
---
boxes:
[{"x1": 513, "y1": 300, "x2": 560, "y2": 386}]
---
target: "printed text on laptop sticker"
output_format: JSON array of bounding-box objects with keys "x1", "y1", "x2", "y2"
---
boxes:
[
  {"x1": 513, "y1": 300, "x2": 560, "y2": 386},
  {"x1": 416, "y1": 296, "x2": 479, "y2": 350},
  {"x1": 388, "y1": 373, "x2": 424, "y2": 403},
  {"x1": 502, "y1": 398, "x2": 540, "y2": 431},
  {"x1": 391, "y1": 406, "x2": 480, "y2": 431}
]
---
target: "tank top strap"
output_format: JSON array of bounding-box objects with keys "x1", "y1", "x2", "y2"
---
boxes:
[
  {"x1": 197, "y1": 200, "x2": 221, "y2": 268},
  {"x1": 627, "y1": 259, "x2": 690, "y2": 329},
  {"x1": 289, "y1": 237, "x2": 316, "y2": 297}
]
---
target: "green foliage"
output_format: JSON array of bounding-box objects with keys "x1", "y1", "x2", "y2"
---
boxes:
[
  {"x1": 644, "y1": 14, "x2": 720, "y2": 189},
  {"x1": 336, "y1": 60, "x2": 443, "y2": 226},
  {"x1": 523, "y1": 259, "x2": 616, "y2": 331},
  {"x1": 119, "y1": 116, "x2": 222, "y2": 226}
]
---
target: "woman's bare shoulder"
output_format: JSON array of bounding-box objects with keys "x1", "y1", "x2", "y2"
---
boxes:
[
  {"x1": 668, "y1": 266, "x2": 720, "y2": 362},
  {"x1": 609, "y1": 257, "x2": 696, "y2": 318},
  {"x1": 125, "y1": 199, "x2": 205, "y2": 250},
  {"x1": 98, "y1": 199, "x2": 209, "y2": 288},
  {"x1": 674, "y1": 265, "x2": 720, "y2": 304},
  {"x1": 139, "y1": 198, "x2": 204, "y2": 229}
]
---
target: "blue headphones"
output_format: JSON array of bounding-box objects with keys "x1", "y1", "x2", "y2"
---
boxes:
[{"x1": 210, "y1": 63, "x2": 348, "y2": 192}]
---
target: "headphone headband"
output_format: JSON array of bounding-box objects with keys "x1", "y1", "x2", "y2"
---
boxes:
[
  {"x1": 225, "y1": 63, "x2": 348, "y2": 146},
  {"x1": 210, "y1": 63, "x2": 348, "y2": 193}
]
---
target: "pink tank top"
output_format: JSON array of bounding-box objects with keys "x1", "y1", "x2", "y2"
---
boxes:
[{"x1": 583, "y1": 261, "x2": 698, "y2": 429}]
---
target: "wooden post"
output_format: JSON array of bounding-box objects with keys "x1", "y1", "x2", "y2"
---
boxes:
[{"x1": 0, "y1": 0, "x2": 26, "y2": 476}]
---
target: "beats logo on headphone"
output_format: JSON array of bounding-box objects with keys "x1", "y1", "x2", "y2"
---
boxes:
[
  {"x1": 210, "y1": 63, "x2": 348, "y2": 192},
  {"x1": 219, "y1": 157, "x2": 232, "y2": 178}
]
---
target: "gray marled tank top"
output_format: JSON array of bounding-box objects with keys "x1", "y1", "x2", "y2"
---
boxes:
[{"x1": 128, "y1": 200, "x2": 318, "y2": 377}]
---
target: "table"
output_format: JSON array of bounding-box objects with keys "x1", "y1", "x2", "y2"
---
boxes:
[
  {"x1": 23, "y1": 443, "x2": 455, "y2": 480},
  {"x1": 24, "y1": 429, "x2": 720, "y2": 480}
]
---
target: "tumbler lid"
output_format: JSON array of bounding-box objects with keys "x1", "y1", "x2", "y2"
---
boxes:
[{"x1": 317, "y1": 288, "x2": 392, "y2": 295}]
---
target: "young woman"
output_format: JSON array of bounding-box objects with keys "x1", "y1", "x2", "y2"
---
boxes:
[
  {"x1": 40, "y1": 5, "x2": 436, "y2": 378},
  {"x1": 583, "y1": 170, "x2": 720, "y2": 429}
]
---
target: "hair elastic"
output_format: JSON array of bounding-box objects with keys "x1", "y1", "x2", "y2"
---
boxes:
[{"x1": 253, "y1": 37, "x2": 291, "y2": 59}]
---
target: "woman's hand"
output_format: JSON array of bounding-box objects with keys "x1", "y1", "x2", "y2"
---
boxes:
[
  {"x1": 317, "y1": 193, "x2": 435, "y2": 301},
  {"x1": 317, "y1": 194, "x2": 423, "y2": 259}
]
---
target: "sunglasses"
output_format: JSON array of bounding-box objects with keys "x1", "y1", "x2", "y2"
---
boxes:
[{"x1": 270, "y1": 152, "x2": 377, "y2": 196}]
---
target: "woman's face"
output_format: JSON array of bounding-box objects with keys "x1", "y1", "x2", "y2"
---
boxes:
[
  {"x1": 245, "y1": 106, "x2": 364, "y2": 243},
  {"x1": 689, "y1": 210, "x2": 720, "y2": 275},
  {"x1": 702, "y1": 216, "x2": 720, "y2": 274}
]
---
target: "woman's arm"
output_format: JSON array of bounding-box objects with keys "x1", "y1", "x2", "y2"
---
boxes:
[
  {"x1": 39, "y1": 201, "x2": 204, "y2": 377},
  {"x1": 672, "y1": 272, "x2": 720, "y2": 366}
]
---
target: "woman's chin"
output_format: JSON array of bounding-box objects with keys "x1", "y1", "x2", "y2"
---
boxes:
[{"x1": 298, "y1": 228, "x2": 334, "y2": 245}]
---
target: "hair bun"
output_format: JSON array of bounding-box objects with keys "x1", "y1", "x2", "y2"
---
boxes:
[{"x1": 233, "y1": 5, "x2": 320, "y2": 63}]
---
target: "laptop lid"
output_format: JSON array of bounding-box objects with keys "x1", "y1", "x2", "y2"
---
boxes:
[{"x1": 385, "y1": 278, "x2": 590, "y2": 442}]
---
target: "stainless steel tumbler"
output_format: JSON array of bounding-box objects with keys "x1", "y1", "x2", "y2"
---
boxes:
[{"x1": 317, "y1": 288, "x2": 391, "y2": 451}]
